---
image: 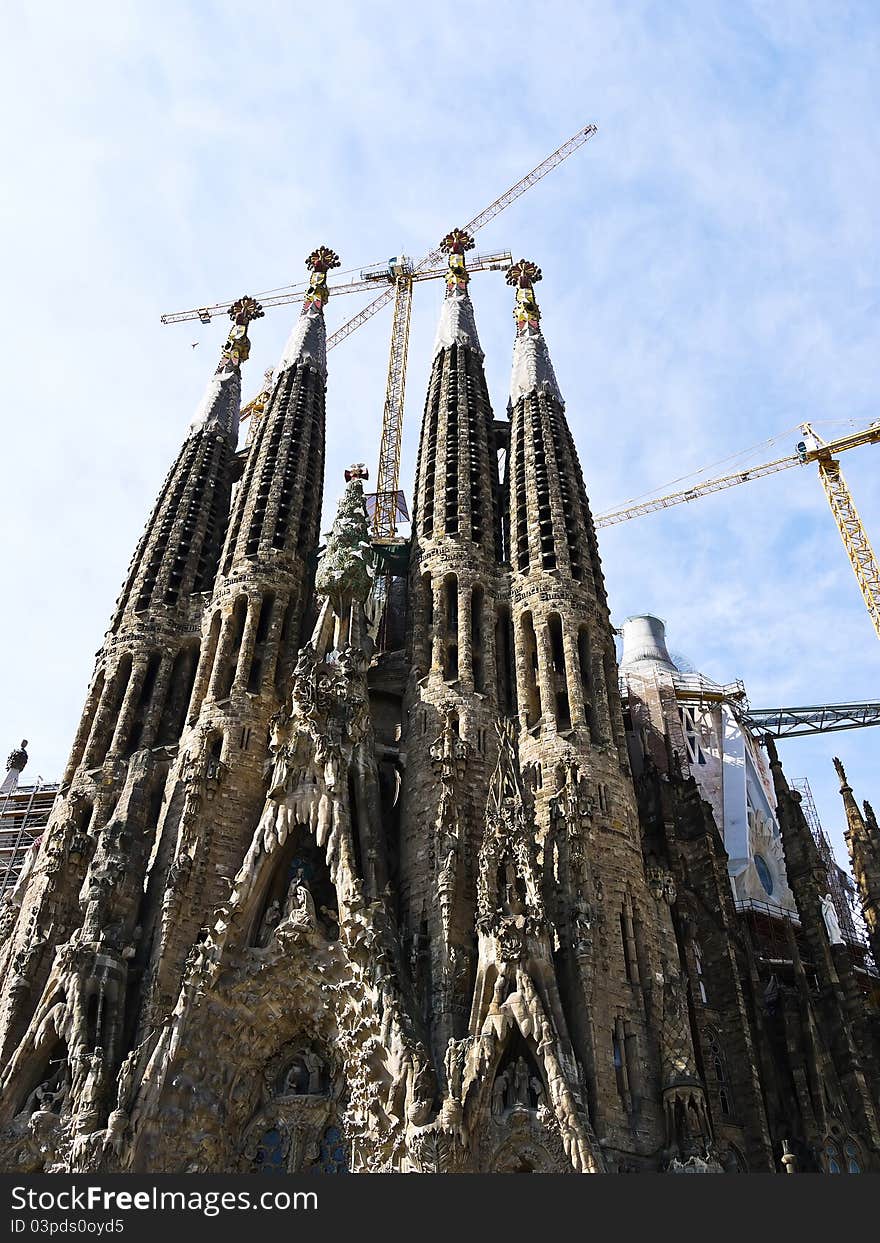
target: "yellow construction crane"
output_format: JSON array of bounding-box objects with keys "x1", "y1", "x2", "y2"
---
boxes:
[
  {"x1": 596, "y1": 420, "x2": 880, "y2": 638},
  {"x1": 162, "y1": 123, "x2": 599, "y2": 538}
]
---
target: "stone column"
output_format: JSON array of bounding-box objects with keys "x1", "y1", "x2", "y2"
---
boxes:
[
  {"x1": 233, "y1": 596, "x2": 262, "y2": 693},
  {"x1": 108, "y1": 657, "x2": 150, "y2": 757},
  {"x1": 139, "y1": 651, "x2": 175, "y2": 749}
]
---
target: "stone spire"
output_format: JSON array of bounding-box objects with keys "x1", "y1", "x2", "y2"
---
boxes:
[
  {"x1": 219, "y1": 248, "x2": 339, "y2": 574},
  {"x1": 275, "y1": 245, "x2": 339, "y2": 380},
  {"x1": 111, "y1": 295, "x2": 263, "y2": 627},
  {"x1": 411, "y1": 229, "x2": 499, "y2": 559},
  {"x1": 189, "y1": 296, "x2": 264, "y2": 439},
  {"x1": 431, "y1": 228, "x2": 483, "y2": 359},
  {"x1": 139, "y1": 249, "x2": 341, "y2": 1025},
  {"x1": 507, "y1": 259, "x2": 563, "y2": 407},
  {"x1": 834, "y1": 757, "x2": 880, "y2": 965},
  {"x1": 398, "y1": 228, "x2": 503, "y2": 1070},
  {"x1": 504, "y1": 259, "x2": 624, "y2": 753}
]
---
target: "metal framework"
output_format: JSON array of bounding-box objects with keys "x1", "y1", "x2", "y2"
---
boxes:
[
  {"x1": 323, "y1": 123, "x2": 598, "y2": 357},
  {"x1": 818, "y1": 457, "x2": 880, "y2": 639},
  {"x1": 743, "y1": 702, "x2": 880, "y2": 739},
  {"x1": 0, "y1": 780, "x2": 58, "y2": 897},
  {"x1": 793, "y1": 777, "x2": 862, "y2": 950},
  {"x1": 596, "y1": 420, "x2": 880, "y2": 638},
  {"x1": 373, "y1": 270, "x2": 414, "y2": 539}
]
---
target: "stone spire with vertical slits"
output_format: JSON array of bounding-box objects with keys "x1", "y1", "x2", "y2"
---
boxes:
[
  {"x1": 111, "y1": 296, "x2": 264, "y2": 626},
  {"x1": 220, "y1": 248, "x2": 340, "y2": 573},
  {"x1": 411, "y1": 229, "x2": 499, "y2": 557}
]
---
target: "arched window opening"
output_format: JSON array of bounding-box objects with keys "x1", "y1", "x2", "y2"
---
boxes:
[
  {"x1": 520, "y1": 612, "x2": 541, "y2": 728},
  {"x1": 577, "y1": 626, "x2": 599, "y2": 742},
  {"x1": 189, "y1": 611, "x2": 221, "y2": 723},
  {"x1": 89, "y1": 654, "x2": 132, "y2": 766},
  {"x1": 619, "y1": 898, "x2": 640, "y2": 985},
  {"x1": 444, "y1": 352, "x2": 460, "y2": 535},
  {"x1": 603, "y1": 644, "x2": 625, "y2": 752},
  {"x1": 546, "y1": 614, "x2": 571, "y2": 730},
  {"x1": 273, "y1": 596, "x2": 296, "y2": 693},
  {"x1": 530, "y1": 402, "x2": 555, "y2": 570},
  {"x1": 215, "y1": 596, "x2": 248, "y2": 700},
  {"x1": 706, "y1": 1030, "x2": 733, "y2": 1118},
  {"x1": 252, "y1": 1127, "x2": 287, "y2": 1174},
  {"x1": 421, "y1": 573, "x2": 434, "y2": 669},
  {"x1": 494, "y1": 603, "x2": 517, "y2": 717},
  {"x1": 693, "y1": 942, "x2": 708, "y2": 1004},
  {"x1": 824, "y1": 1142, "x2": 841, "y2": 1174},
  {"x1": 313, "y1": 1125, "x2": 349, "y2": 1174},
  {"x1": 158, "y1": 645, "x2": 199, "y2": 745},
  {"x1": 514, "y1": 415, "x2": 529, "y2": 572},
  {"x1": 125, "y1": 651, "x2": 162, "y2": 756},
  {"x1": 247, "y1": 593, "x2": 275, "y2": 693},
  {"x1": 421, "y1": 382, "x2": 441, "y2": 538},
  {"x1": 442, "y1": 575, "x2": 458, "y2": 682},
  {"x1": 471, "y1": 585, "x2": 485, "y2": 692},
  {"x1": 612, "y1": 1020, "x2": 631, "y2": 1112}
]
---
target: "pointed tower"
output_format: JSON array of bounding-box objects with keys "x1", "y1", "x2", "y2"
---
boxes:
[
  {"x1": 398, "y1": 230, "x2": 504, "y2": 1072},
  {"x1": 0, "y1": 300, "x2": 262, "y2": 1117},
  {"x1": 766, "y1": 737, "x2": 880, "y2": 1152},
  {"x1": 141, "y1": 248, "x2": 341, "y2": 1023},
  {"x1": 503, "y1": 261, "x2": 696, "y2": 1162},
  {"x1": 834, "y1": 757, "x2": 880, "y2": 967}
]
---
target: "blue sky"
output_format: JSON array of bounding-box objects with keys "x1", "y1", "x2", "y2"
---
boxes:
[{"x1": 2, "y1": 0, "x2": 878, "y2": 866}]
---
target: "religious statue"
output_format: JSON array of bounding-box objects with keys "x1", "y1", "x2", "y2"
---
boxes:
[
  {"x1": 820, "y1": 893, "x2": 844, "y2": 945},
  {"x1": 283, "y1": 871, "x2": 317, "y2": 930}
]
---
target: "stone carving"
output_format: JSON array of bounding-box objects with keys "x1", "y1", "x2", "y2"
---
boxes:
[{"x1": 821, "y1": 893, "x2": 844, "y2": 946}]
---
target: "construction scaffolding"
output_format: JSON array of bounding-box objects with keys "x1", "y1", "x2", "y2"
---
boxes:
[
  {"x1": 0, "y1": 779, "x2": 58, "y2": 899},
  {"x1": 792, "y1": 777, "x2": 875, "y2": 973}
]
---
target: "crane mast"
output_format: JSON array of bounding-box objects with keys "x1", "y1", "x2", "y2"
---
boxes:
[{"x1": 597, "y1": 420, "x2": 880, "y2": 638}]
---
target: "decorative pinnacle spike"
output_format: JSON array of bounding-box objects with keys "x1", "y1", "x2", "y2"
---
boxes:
[
  {"x1": 306, "y1": 246, "x2": 342, "y2": 275},
  {"x1": 506, "y1": 259, "x2": 543, "y2": 288},
  {"x1": 440, "y1": 228, "x2": 475, "y2": 256},
  {"x1": 440, "y1": 229, "x2": 475, "y2": 294},
  {"x1": 228, "y1": 295, "x2": 265, "y2": 326},
  {"x1": 220, "y1": 295, "x2": 264, "y2": 369},
  {"x1": 304, "y1": 246, "x2": 341, "y2": 311},
  {"x1": 507, "y1": 260, "x2": 543, "y2": 332},
  {"x1": 833, "y1": 756, "x2": 850, "y2": 788}
]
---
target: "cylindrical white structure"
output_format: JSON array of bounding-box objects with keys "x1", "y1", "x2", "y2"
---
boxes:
[{"x1": 619, "y1": 615, "x2": 677, "y2": 671}]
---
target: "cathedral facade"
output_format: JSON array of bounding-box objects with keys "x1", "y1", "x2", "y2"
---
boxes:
[{"x1": 0, "y1": 236, "x2": 877, "y2": 1174}]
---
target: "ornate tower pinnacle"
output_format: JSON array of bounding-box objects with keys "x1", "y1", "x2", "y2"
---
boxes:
[
  {"x1": 440, "y1": 227, "x2": 475, "y2": 292},
  {"x1": 277, "y1": 247, "x2": 341, "y2": 379},
  {"x1": 191, "y1": 295, "x2": 263, "y2": 438},
  {"x1": 506, "y1": 259, "x2": 562, "y2": 407},
  {"x1": 432, "y1": 228, "x2": 482, "y2": 359}
]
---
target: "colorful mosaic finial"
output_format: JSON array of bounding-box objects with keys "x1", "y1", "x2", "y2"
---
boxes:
[
  {"x1": 304, "y1": 246, "x2": 342, "y2": 311},
  {"x1": 344, "y1": 463, "x2": 369, "y2": 482},
  {"x1": 219, "y1": 296, "x2": 264, "y2": 370},
  {"x1": 506, "y1": 259, "x2": 543, "y2": 334},
  {"x1": 440, "y1": 228, "x2": 475, "y2": 293}
]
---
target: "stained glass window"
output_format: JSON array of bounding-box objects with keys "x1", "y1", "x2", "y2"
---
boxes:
[{"x1": 253, "y1": 1127, "x2": 286, "y2": 1174}]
